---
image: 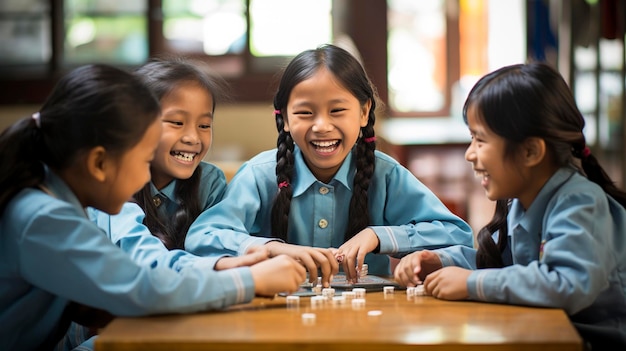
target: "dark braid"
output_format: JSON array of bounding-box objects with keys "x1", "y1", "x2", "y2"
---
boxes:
[
  {"x1": 475, "y1": 199, "x2": 509, "y2": 268},
  {"x1": 269, "y1": 44, "x2": 380, "y2": 242},
  {"x1": 346, "y1": 106, "x2": 376, "y2": 240},
  {"x1": 271, "y1": 109, "x2": 295, "y2": 242},
  {"x1": 134, "y1": 168, "x2": 203, "y2": 250}
]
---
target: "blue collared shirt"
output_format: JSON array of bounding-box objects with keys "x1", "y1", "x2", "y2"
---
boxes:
[
  {"x1": 186, "y1": 148, "x2": 473, "y2": 275},
  {"x1": 436, "y1": 167, "x2": 626, "y2": 336},
  {"x1": 88, "y1": 161, "x2": 227, "y2": 270},
  {"x1": 0, "y1": 167, "x2": 252, "y2": 351}
]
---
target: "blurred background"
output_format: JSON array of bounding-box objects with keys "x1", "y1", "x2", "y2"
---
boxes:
[{"x1": 0, "y1": 0, "x2": 624, "y2": 233}]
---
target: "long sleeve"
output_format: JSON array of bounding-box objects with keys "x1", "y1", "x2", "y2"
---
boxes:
[
  {"x1": 465, "y1": 170, "x2": 621, "y2": 315},
  {"x1": 0, "y1": 185, "x2": 255, "y2": 351}
]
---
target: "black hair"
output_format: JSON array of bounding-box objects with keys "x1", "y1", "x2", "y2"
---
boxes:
[
  {"x1": 271, "y1": 44, "x2": 379, "y2": 242},
  {"x1": 0, "y1": 64, "x2": 160, "y2": 215},
  {"x1": 463, "y1": 61, "x2": 626, "y2": 268},
  {"x1": 133, "y1": 56, "x2": 229, "y2": 250}
]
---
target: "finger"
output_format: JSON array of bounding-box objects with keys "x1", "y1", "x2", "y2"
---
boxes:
[
  {"x1": 311, "y1": 250, "x2": 334, "y2": 288},
  {"x1": 295, "y1": 253, "x2": 319, "y2": 285},
  {"x1": 344, "y1": 252, "x2": 358, "y2": 283}
]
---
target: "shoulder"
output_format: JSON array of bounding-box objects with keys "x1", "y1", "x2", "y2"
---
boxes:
[
  {"x1": 2, "y1": 188, "x2": 87, "y2": 239},
  {"x1": 545, "y1": 171, "x2": 611, "y2": 216},
  {"x1": 235, "y1": 150, "x2": 277, "y2": 177},
  {"x1": 372, "y1": 150, "x2": 411, "y2": 176},
  {"x1": 245, "y1": 149, "x2": 277, "y2": 167},
  {"x1": 554, "y1": 171, "x2": 605, "y2": 198},
  {"x1": 6, "y1": 188, "x2": 77, "y2": 220},
  {"x1": 198, "y1": 161, "x2": 226, "y2": 181},
  {"x1": 374, "y1": 150, "x2": 402, "y2": 167}
]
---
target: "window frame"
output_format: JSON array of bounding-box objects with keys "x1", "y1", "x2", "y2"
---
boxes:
[{"x1": 0, "y1": 0, "x2": 459, "y2": 118}]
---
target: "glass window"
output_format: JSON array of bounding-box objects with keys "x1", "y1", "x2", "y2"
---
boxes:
[
  {"x1": 249, "y1": 0, "x2": 332, "y2": 57},
  {"x1": 64, "y1": 0, "x2": 147, "y2": 65},
  {"x1": 163, "y1": 0, "x2": 246, "y2": 55},
  {"x1": 0, "y1": 0, "x2": 50, "y2": 65},
  {"x1": 162, "y1": 0, "x2": 332, "y2": 57},
  {"x1": 387, "y1": 0, "x2": 447, "y2": 114}
]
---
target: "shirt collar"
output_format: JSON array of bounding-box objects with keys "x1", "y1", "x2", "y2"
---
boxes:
[
  {"x1": 150, "y1": 180, "x2": 177, "y2": 202},
  {"x1": 509, "y1": 167, "x2": 577, "y2": 236},
  {"x1": 291, "y1": 147, "x2": 355, "y2": 197},
  {"x1": 43, "y1": 165, "x2": 88, "y2": 216}
]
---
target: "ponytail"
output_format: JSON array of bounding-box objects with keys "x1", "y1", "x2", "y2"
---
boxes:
[
  {"x1": 0, "y1": 116, "x2": 45, "y2": 214},
  {"x1": 579, "y1": 151, "x2": 626, "y2": 208}
]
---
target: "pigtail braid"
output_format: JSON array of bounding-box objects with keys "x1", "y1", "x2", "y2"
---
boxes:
[
  {"x1": 271, "y1": 110, "x2": 295, "y2": 241},
  {"x1": 345, "y1": 109, "x2": 376, "y2": 240},
  {"x1": 476, "y1": 199, "x2": 509, "y2": 268}
]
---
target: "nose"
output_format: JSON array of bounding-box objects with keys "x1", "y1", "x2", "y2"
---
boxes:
[
  {"x1": 465, "y1": 141, "x2": 476, "y2": 163},
  {"x1": 312, "y1": 114, "x2": 333, "y2": 133},
  {"x1": 181, "y1": 126, "x2": 200, "y2": 145}
]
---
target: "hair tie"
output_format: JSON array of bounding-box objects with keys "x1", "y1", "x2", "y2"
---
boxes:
[
  {"x1": 582, "y1": 146, "x2": 591, "y2": 158},
  {"x1": 363, "y1": 136, "x2": 376, "y2": 143},
  {"x1": 274, "y1": 109, "x2": 281, "y2": 115},
  {"x1": 278, "y1": 181, "x2": 289, "y2": 189},
  {"x1": 32, "y1": 112, "x2": 41, "y2": 128}
]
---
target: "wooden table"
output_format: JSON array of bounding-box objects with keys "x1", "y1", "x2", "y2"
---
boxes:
[{"x1": 95, "y1": 290, "x2": 583, "y2": 351}]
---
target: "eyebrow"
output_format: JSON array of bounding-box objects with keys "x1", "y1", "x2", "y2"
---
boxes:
[{"x1": 162, "y1": 109, "x2": 213, "y2": 118}]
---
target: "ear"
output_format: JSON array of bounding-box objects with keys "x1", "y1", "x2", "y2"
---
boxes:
[
  {"x1": 521, "y1": 137, "x2": 546, "y2": 167},
  {"x1": 85, "y1": 146, "x2": 109, "y2": 183},
  {"x1": 360, "y1": 99, "x2": 372, "y2": 127}
]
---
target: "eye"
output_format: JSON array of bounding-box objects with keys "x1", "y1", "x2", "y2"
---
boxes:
[
  {"x1": 199, "y1": 123, "x2": 212, "y2": 130},
  {"x1": 330, "y1": 108, "x2": 347, "y2": 114},
  {"x1": 164, "y1": 120, "x2": 183, "y2": 126},
  {"x1": 293, "y1": 110, "x2": 313, "y2": 118}
]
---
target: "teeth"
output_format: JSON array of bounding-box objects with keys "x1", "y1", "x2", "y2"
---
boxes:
[
  {"x1": 172, "y1": 151, "x2": 196, "y2": 162},
  {"x1": 474, "y1": 170, "x2": 489, "y2": 179},
  {"x1": 312, "y1": 140, "x2": 339, "y2": 147}
]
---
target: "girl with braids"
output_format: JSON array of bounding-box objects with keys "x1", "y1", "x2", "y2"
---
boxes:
[
  {"x1": 185, "y1": 44, "x2": 472, "y2": 286},
  {"x1": 0, "y1": 64, "x2": 306, "y2": 351},
  {"x1": 394, "y1": 62, "x2": 626, "y2": 350},
  {"x1": 88, "y1": 57, "x2": 267, "y2": 269}
]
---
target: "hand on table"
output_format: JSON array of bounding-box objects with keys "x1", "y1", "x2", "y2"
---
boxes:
[
  {"x1": 250, "y1": 255, "x2": 307, "y2": 297},
  {"x1": 423, "y1": 266, "x2": 471, "y2": 300},
  {"x1": 393, "y1": 250, "x2": 443, "y2": 287},
  {"x1": 264, "y1": 241, "x2": 339, "y2": 288},
  {"x1": 334, "y1": 228, "x2": 380, "y2": 283}
]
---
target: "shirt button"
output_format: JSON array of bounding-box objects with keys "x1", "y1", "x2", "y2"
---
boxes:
[
  {"x1": 152, "y1": 196, "x2": 162, "y2": 207},
  {"x1": 319, "y1": 186, "x2": 329, "y2": 195},
  {"x1": 318, "y1": 219, "x2": 328, "y2": 229}
]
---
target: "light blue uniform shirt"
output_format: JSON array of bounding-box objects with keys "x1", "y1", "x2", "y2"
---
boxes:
[
  {"x1": 0, "y1": 167, "x2": 253, "y2": 351},
  {"x1": 88, "y1": 161, "x2": 228, "y2": 270},
  {"x1": 186, "y1": 148, "x2": 473, "y2": 275},
  {"x1": 435, "y1": 167, "x2": 626, "y2": 338}
]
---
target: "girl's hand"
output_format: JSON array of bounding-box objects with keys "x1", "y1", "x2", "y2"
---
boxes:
[
  {"x1": 250, "y1": 254, "x2": 307, "y2": 297},
  {"x1": 214, "y1": 246, "x2": 270, "y2": 271},
  {"x1": 335, "y1": 228, "x2": 380, "y2": 283},
  {"x1": 423, "y1": 266, "x2": 471, "y2": 300},
  {"x1": 394, "y1": 250, "x2": 443, "y2": 287},
  {"x1": 264, "y1": 242, "x2": 339, "y2": 288}
]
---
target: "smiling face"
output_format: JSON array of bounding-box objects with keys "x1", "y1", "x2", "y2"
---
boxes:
[
  {"x1": 150, "y1": 81, "x2": 214, "y2": 189},
  {"x1": 464, "y1": 105, "x2": 528, "y2": 203},
  {"x1": 283, "y1": 68, "x2": 370, "y2": 183}
]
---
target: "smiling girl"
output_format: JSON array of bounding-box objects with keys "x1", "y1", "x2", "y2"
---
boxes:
[
  {"x1": 394, "y1": 62, "x2": 626, "y2": 350},
  {"x1": 184, "y1": 44, "x2": 473, "y2": 286}
]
